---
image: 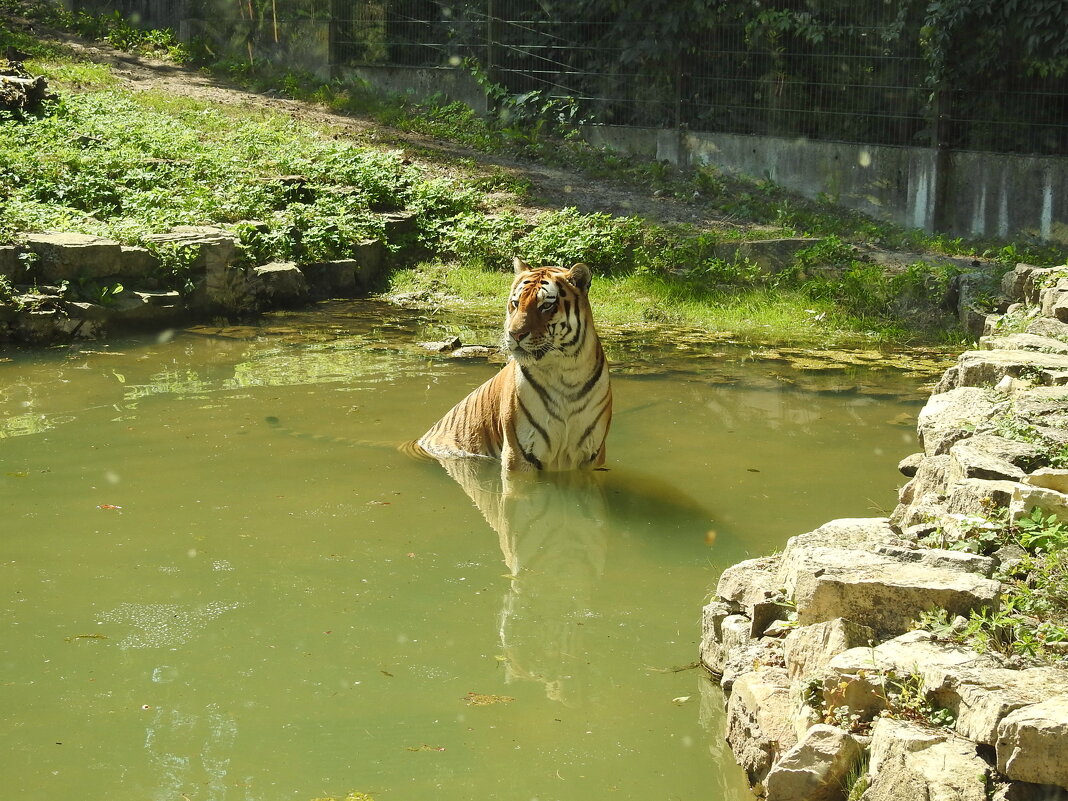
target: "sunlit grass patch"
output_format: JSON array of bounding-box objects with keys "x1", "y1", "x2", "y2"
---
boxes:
[
  {"x1": 385, "y1": 261, "x2": 925, "y2": 347},
  {"x1": 30, "y1": 58, "x2": 118, "y2": 90}
]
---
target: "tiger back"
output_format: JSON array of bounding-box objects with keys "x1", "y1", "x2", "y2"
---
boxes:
[{"x1": 416, "y1": 258, "x2": 612, "y2": 471}]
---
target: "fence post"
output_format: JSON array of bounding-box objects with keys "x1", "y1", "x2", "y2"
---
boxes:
[
  {"x1": 673, "y1": 55, "x2": 682, "y2": 131},
  {"x1": 931, "y1": 85, "x2": 952, "y2": 233},
  {"x1": 328, "y1": 0, "x2": 338, "y2": 77},
  {"x1": 485, "y1": 0, "x2": 498, "y2": 112}
]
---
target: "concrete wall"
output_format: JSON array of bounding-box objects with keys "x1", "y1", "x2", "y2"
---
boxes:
[
  {"x1": 91, "y1": 1, "x2": 1063, "y2": 247},
  {"x1": 944, "y1": 151, "x2": 1068, "y2": 244},
  {"x1": 583, "y1": 124, "x2": 1068, "y2": 246}
]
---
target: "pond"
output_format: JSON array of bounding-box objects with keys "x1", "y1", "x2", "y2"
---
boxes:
[{"x1": 0, "y1": 300, "x2": 945, "y2": 801}]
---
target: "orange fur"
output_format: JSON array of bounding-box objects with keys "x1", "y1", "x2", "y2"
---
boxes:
[{"x1": 417, "y1": 258, "x2": 612, "y2": 471}]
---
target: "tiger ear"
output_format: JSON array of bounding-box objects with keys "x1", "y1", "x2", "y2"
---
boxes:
[
  {"x1": 513, "y1": 256, "x2": 532, "y2": 274},
  {"x1": 567, "y1": 262, "x2": 592, "y2": 293}
]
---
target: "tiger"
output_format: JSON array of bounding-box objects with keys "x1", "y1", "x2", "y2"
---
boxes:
[{"x1": 416, "y1": 257, "x2": 612, "y2": 472}]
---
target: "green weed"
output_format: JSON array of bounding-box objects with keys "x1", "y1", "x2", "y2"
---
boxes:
[{"x1": 917, "y1": 506, "x2": 1068, "y2": 661}]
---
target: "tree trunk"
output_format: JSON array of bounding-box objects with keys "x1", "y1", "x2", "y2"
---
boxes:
[{"x1": 0, "y1": 71, "x2": 53, "y2": 112}]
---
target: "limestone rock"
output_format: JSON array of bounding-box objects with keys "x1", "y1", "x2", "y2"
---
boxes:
[
  {"x1": 103, "y1": 290, "x2": 183, "y2": 327},
  {"x1": 826, "y1": 631, "x2": 1002, "y2": 721},
  {"x1": 1001, "y1": 263, "x2": 1061, "y2": 305},
  {"x1": 917, "y1": 387, "x2": 1001, "y2": 456},
  {"x1": 934, "y1": 364, "x2": 962, "y2": 394},
  {"x1": 1009, "y1": 483, "x2": 1068, "y2": 521},
  {"x1": 1040, "y1": 280, "x2": 1068, "y2": 323},
  {"x1": 1022, "y1": 468, "x2": 1068, "y2": 495},
  {"x1": 353, "y1": 238, "x2": 387, "y2": 288},
  {"x1": 715, "y1": 555, "x2": 783, "y2": 612},
  {"x1": 699, "y1": 600, "x2": 735, "y2": 676},
  {"x1": 891, "y1": 497, "x2": 950, "y2": 531},
  {"x1": 862, "y1": 718, "x2": 990, "y2": 801},
  {"x1": 781, "y1": 518, "x2": 907, "y2": 555},
  {"x1": 894, "y1": 455, "x2": 951, "y2": 524},
  {"x1": 300, "y1": 259, "x2": 358, "y2": 298},
  {"x1": 780, "y1": 545, "x2": 1000, "y2": 637},
  {"x1": 945, "y1": 478, "x2": 1019, "y2": 516},
  {"x1": 142, "y1": 226, "x2": 238, "y2": 311},
  {"x1": 116, "y1": 245, "x2": 161, "y2": 279},
  {"x1": 996, "y1": 695, "x2": 1068, "y2": 790},
  {"x1": 950, "y1": 433, "x2": 1043, "y2": 473},
  {"x1": 764, "y1": 724, "x2": 864, "y2": 801},
  {"x1": 251, "y1": 262, "x2": 308, "y2": 307},
  {"x1": 947, "y1": 438, "x2": 1026, "y2": 483},
  {"x1": 825, "y1": 632, "x2": 1068, "y2": 756},
  {"x1": 898, "y1": 452, "x2": 924, "y2": 477},
  {"x1": 382, "y1": 211, "x2": 419, "y2": 240},
  {"x1": 955, "y1": 668, "x2": 1068, "y2": 746},
  {"x1": 1026, "y1": 316, "x2": 1068, "y2": 341},
  {"x1": 0, "y1": 243, "x2": 21, "y2": 279},
  {"x1": 725, "y1": 667, "x2": 797, "y2": 787},
  {"x1": 782, "y1": 618, "x2": 875, "y2": 680},
  {"x1": 992, "y1": 782, "x2": 1068, "y2": 801},
  {"x1": 24, "y1": 232, "x2": 124, "y2": 281},
  {"x1": 980, "y1": 333, "x2": 1068, "y2": 355},
  {"x1": 871, "y1": 545, "x2": 996, "y2": 577},
  {"x1": 702, "y1": 611, "x2": 774, "y2": 689},
  {"x1": 954, "y1": 349, "x2": 1068, "y2": 388},
  {"x1": 720, "y1": 620, "x2": 784, "y2": 692},
  {"x1": 1012, "y1": 387, "x2": 1068, "y2": 448}
]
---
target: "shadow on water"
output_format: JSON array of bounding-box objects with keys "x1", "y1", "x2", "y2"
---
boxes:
[
  {"x1": 431, "y1": 456, "x2": 718, "y2": 706},
  {"x1": 0, "y1": 301, "x2": 947, "y2": 800}
]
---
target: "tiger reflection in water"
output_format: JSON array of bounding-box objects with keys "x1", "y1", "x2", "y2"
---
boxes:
[{"x1": 417, "y1": 259, "x2": 713, "y2": 703}]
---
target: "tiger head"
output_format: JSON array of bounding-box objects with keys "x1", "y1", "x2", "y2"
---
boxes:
[{"x1": 505, "y1": 257, "x2": 594, "y2": 363}]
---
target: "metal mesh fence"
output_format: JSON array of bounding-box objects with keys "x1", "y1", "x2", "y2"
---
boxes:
[
  {"x1": 87, "y1": 0, "x2": 1068, "y2": 156},
  {"x1": 328, "y1": 0, "x2": 1067, "y2": 156}
]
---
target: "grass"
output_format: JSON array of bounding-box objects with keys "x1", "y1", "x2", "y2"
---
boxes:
[
  {"x1": 917, "y1": 506, "x2": 1068, "y2": 663},
  {"x1": 390, "y1": 252, "x2": 955, "y2": 346},
  {"x1": 2, "y1": 1, "x2": 1067, "y2": 346},
  {"x1": 0, "y1": 84, "x2": 481, "y2": 263}
]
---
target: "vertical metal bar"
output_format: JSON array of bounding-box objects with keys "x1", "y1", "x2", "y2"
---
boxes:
[
  {"x1": 485, "y1": 0, "x2": 495, "y2": 78},
  {"x1": 485, "y1": 0, "x2": 498, "y2": 111},
  {"x1": 932, "y1": 86, "x2": 952, "y2": 233},
  {"x1": 674, "y1": 53, "x2": 682, "y2": 131}
]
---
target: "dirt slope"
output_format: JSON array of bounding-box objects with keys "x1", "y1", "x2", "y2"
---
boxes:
[{"x1": 55, "y1": 34, "x2": 742, "y2": 232}]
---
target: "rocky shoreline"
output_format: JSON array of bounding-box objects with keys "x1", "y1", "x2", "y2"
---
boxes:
[
  {"x1": 0, "y1": 220, "x2": 420, "y2": 344},
  {"x1": 701, "y1": 261, "x2": 1068, "y2": 801}
]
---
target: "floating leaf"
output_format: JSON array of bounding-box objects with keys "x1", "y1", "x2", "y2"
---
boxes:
[
  {"x1": 405, "y1": 744, "x2": 446, "y2": 752},
  {"x1": 671, "y1": 695, "x2": 692, "y2": 705},
  {"x1": 463, "y1": 691, "x2": 515, "y2": 706}
]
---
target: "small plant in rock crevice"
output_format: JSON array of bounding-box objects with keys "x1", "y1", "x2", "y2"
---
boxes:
[
  {"x1": 843, "y1": 752, "x2": 870, "y2": 801},
  {"x1": 877, "y1": 669, "x2": 956, "y2": 728},
  {"x1": 917, "y1": 506, "x2": 1068, "y2": 662},
  {"x1": 802, "y1": 678, "x2": 869, "y2": 734}
]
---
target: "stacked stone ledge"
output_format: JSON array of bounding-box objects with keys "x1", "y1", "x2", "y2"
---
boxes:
[
  {"x1": 702, "y1": 261, "x2": 1068, "y2": 801},
  {"x1": 0, "y1": 222, "x2": 402, "y2": 343}
]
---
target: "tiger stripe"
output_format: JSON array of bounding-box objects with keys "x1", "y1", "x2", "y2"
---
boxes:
[{"x1": 415, "y1": 258, "x2": 612, "y2": 472}]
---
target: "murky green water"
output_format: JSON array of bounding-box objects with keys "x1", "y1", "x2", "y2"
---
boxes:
[{"x1": 1, "y1": 300, "x2": 942, "y2": 801}]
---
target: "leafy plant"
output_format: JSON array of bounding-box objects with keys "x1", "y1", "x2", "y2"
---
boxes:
[
  {"x1": 1015, "y1": 507, "x2": 1068, "y2": 555},
  {"x1": 879, "y1": 669, "x2": 956, "y2": 727},
  {"x1": 917, "y1": 506, "x2": 1068, "y2": 661},
  {"x1": 518, "y1": 208, "x2": 646, "y2": 275}
]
